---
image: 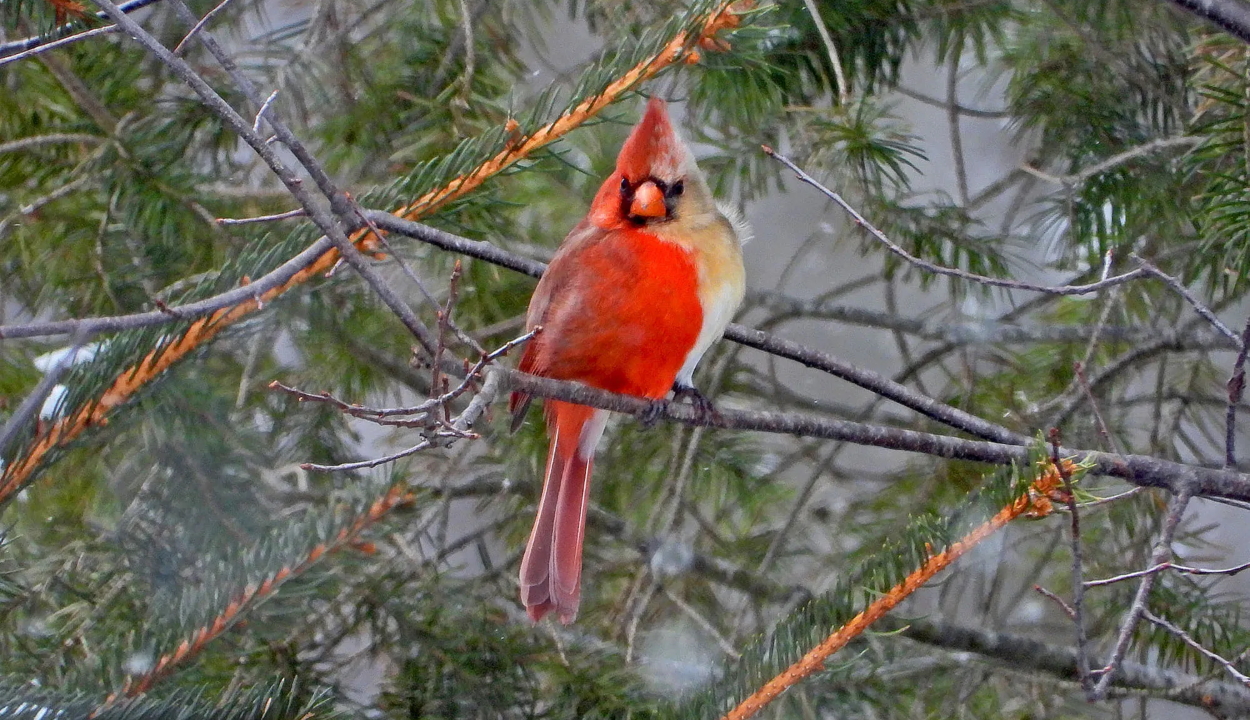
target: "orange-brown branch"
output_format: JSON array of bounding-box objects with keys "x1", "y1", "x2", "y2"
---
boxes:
[
  {"x1": 721, "y1": 460, "x2": 1075, "y2": 720},
  {"x1": 385, "y1": 4, "x2": 743, "y2": 223},
  {"x1": 0, "y1": 260, "x2": 337, "y2": 503},
  {"x1": 0, "y1": 0, "x2": 745, "y2": 504},
  {"x1": 110, "y1": 485, "x2": 416, "y2": 700}
]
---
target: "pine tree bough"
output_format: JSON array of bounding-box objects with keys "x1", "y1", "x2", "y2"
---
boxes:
[
  {"x1": 107, "y1": 484, "x2": 416, "y2": 700},
  {"x1": 719, "y1": 461, "x2": 1072, "y2": 719},
  {"x1": 0, "y1": 0, "x2": 749, "y2": 504},
  {"x1": 4, "y1": 0, "x2": 1248, "y2": 713}
]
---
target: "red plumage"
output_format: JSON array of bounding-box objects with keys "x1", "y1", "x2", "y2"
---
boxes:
[{"x1": 512, "y1": 97, "x2": 744, "y2": 623}]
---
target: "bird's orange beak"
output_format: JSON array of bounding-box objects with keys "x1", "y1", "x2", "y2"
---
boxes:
[{"x1": 629, "y1": 180, "x2": 666, "y2": 218}]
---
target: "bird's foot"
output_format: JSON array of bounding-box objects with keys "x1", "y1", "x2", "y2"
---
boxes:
[
  {"x1": 672, "y1": 383, "x2": 720, "y2": 424},
  {"x1": 640, "y1": 398, "x2": 670, "y2": 428}
]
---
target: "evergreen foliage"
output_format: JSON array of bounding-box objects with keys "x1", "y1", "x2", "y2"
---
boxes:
[{"x1": 3, "y1": 0, "x2": 1250, "y2": 717}]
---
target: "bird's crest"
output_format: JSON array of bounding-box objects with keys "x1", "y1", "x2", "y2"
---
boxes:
[{"x1": 616, "y1": 97, "x2": 688, "y2": 181}]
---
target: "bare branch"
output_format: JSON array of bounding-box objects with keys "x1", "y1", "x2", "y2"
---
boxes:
[
  {"x1": 893, "y1": 84, "x2": 1011, "y2": 119},
  {"x1": 1033, "y1": 584, "x2": 1077, "y2": 619},
  {"x1": 1074, "y1": 362, "x2": 1124, "y2": 456},
  {"x1": 1226, "y1": 316, "x2": 1250, "y2": 467},
  {"x1": 1091, "y1": 488, "x2": 1194, "y2": 699},
  {"x1": 1165, "y1": 0, "x2": 1250, "y2": 44},
  {"x1": 0, "y1": 26, "x2": 121, "y2": 69},
  {"x1": 0, "y1": 133, "x2": 105, "y2": 154},
  {"x1": 215, "y1": 208, "x2": 306, "y2": 225},
  {"x1": 1085, "y1": 558, "x2": 1250, "y2": 587},
  {"x1": 1143, "y1": 610, "x2": 1250, "y2": 685},
  {"x1": 251, "y1": 89, "x2": 279, "y2": 134},
  {"x1": 302, "y1": 439, "x2": 438, "y2": 473},
  {"x1": 362, "y1": 211, "x2": 546, "y2": 278},
  {"x1": 1021, "y1": 136, "x2": 1200, "y2": 186},
  {"x1": 502, "y1": 369, "x2": 1250, "y2": 503},
  {"x1": 0, "y1": 175, "x2": 95, "y2": 239},
  {"x1": 1049, "y1": 430, "x2": 1093, "y2": 693},
  {"x1": 800, "y1": 0, "x2": 849, "y2": 105},
  {"x1": 947, "y1": 47, "x2": 970, "y2": 205},
  {"x1": 892, "y1": 616, "x2": 1250, "y2": 715},
  {"x1": 0, "y1": 0, "x2": 162, "y2": 63},
  {"x1": 762, "y1": 146, "x2": 1150, "y2": 295},
  {"x1": 0, "y1": 237, "x2": 333, "y2": 339},
  {"x1": 1136, "y1": 255, "x2": 1243, "y2": 349},
  {"x1": 269, "y1": 329, "x2": 537, "y2": 423},
  {"x1": 172, "y1": 0, "x2": 239, "y2": 55}
]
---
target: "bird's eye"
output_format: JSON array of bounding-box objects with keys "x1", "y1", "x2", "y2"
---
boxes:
[
  {"x1": 670, "y1": 180, "x2": 684, "y2": 197},
  {"x1": 619, "y1": 177, "x2": 630, "y2": 195}
]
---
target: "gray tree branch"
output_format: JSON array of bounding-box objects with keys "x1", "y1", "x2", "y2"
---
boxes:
[{"x1": 1166, "y1": 0, "x2": 1250, "y2": 43}]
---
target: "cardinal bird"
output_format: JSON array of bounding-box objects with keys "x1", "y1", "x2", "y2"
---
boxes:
[{"x1": 510, "y1": 97, "x2": 747, "y2": 623}]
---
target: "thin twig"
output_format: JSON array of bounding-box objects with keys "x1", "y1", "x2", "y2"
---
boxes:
[
  {"x1": 215, "y1": 208, "x2": 306, "y2": 225},
  {"x1": 0, "y1": 175, "x2": 96, "y2": 238},
  {"x1": 1074, "y1": 362, "x2": 1124, "y2": 455},
  {"x1": 456, "y1": 0, "x2": 476, "y2": 100},
  {"x1": 0, "y1": 133, "x2": 105, "y2": 154},
  {"x1": 269, "y1": 328, "x2": 539, "y2": 422},
  {"x1": 302, "y1": 439, "x2": 440, "y2": 472},
  {"x1": 1021, "y1": 136, "x2": 1200, "y2": 187},
  {"x1": 352, "y1": 205, "x2": 435, "y2": 300},
  {"x1": 946, "y1": 45, "x2": 970, "y2": 205},
  {"x1": 1085, "y1": 559, "x2": 1250, "y2": 587},
  {"x1": 1090, "y1": 487, "x2": 1194, "y2": 699},
  {"x1": 0, "y1": 0, "x2": 161, "y2": 59},
  {"x1": 661, "y1": 586, "x2": 741, "y2": 659},
  {"x1": 1143, "y1": 610, "x2": 1250, "y2": 685},
  {"x1": 1073, "y1": 486, "x2": 1144, "y2": 510},
  {"x1": 1033, "y1": 584, "x2": 1077, "y2": 620},
  {"x1": 350, "y1": 203, "x2": 485, "y2": 355},
  {"x1": 800, "y1": 0, "x2": 849, "y2": 105},
  {"x1": 0, "y1": 236, "x2": 332, "y2": 339},
  {"x1": 1135, "y1": 256, "x2": 1243, "y2": 349},
  {"x1": 292, "y1": 355, "x2": 508, "y2": 472},
  {"x1": 762, "y1": 146, "x2": 1149, "y2": 295},
  {"x1": 251, "y1": 89, "x2": 279, "y2": 133},
  {"x1": 0, "y1": 25, "x2": 121, "y2": 69},
  {"x1": 892, "y1": 85, "x2": 1010, "y2": 118},
  {"x1": 1032, "y1": 284, "x2": 1124, "y2": 418},
  {"x1": 429, "y1": 261, "x2": 462, "y2": 419},
  {"x1": 1050, "y1": 428, "x2": 1093, "y2": 692},
  {"x1": 1226, "y1": 316, "x2": 1250, "y2": 467},
  {"x1": 172, "y1": 0, "x2": 238, "y2": 54}
]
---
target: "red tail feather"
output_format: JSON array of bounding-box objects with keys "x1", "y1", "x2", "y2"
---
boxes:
[{"x1": 519, "y1": 401, "x2": 608, "y2": 623}]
